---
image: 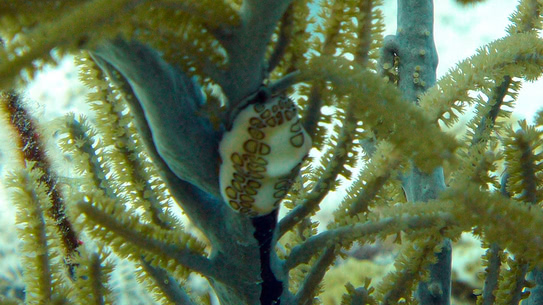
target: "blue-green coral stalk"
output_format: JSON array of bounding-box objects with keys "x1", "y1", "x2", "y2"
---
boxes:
[{"x1": 384, "y1": 0, "x2": 451, "y2": 304}]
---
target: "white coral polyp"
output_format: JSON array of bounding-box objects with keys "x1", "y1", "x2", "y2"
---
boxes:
[{"x1": 219, "y1": 95, "x2": 311, "y2": 217}]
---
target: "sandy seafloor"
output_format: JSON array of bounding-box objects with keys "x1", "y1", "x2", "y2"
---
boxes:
[{"x1": 0, "y1": 1, "x2": 542, "y2": 304}]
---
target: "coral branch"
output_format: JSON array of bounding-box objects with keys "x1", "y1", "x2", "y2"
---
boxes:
[
  {"x1": 210, "y1": 0, "x2": 295, "y2": 111},
  {"x1": 421, "y1": 32, "x2": 543, "y2": 126},
  {"x1": 269, "y1": 70, "x2": 304, "y2": 95},
  {"x1": 507, "y1": 0, "x2": 542, "y2": 34},
  {"x1": 379, "y1": 241, "x2": 439, "y2": 305},
  {"x1": 378, "y1": 35, "x2": 399, "y2": 83},
  {"x1": 300, "y1": 56, "x2": 458, "y2": 172},
  {"x1": 91, "y1": 39, "x2": 222, "y2": 199},
  {"x1": 87, "y1": 51, "x2": 231, "y2": 240},
  {"x1": 279, "y1": 111, "x2": 358, "y2": 237},
  {"x1": 77, "y1": 54, "x2": 175, "y2": 229},
  {"x1": 140, "y1": 259, "x2": 197, "y2": 305},
  {"x1": 151, "y1": 0, "x2": 240, "y2": 33},
  {"x1": 76, "y1": 199, "x2": 219, "y2": 282},
  {"x1": 342, "y1": 283, "x2": 376, "y2": 305},
  {"x1": 73, "y1": 248, "x2": 114, "y2": 304},
  {"x1": 1, "y1": 91, "x2": 80, "y2": 269},
  {"x1": 7, "y1": 167, "x2": 54, "y2": 303},
  {"x1": 0, "y1": 0, "x2": 144, "y2": 88},
  {"x1": 524, "y1": 269, "x2": 543, "y2": 305},
  {"x1": 479, "y1": 243, "x2": 503, "y2": 305},
  {"x1": 268, "y1": 4, "x2": 294, "y2": 73},
  {"x1": 445, "y1": 183, "x2": 543, "y2": 266},
  {"x1": 285, "y1": 212, "x2": 455, "y2": 271},
  {"x1": 495, "y1": 259, "x2": 529, "y2": 305},
  {"x1": 330, "y1": 141, "x2": 402, "y2": 229},
  {"x1": 292, "y1": 245, "x2": 336, "y2": 305}
]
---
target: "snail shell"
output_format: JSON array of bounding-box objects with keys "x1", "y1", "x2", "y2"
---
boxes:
[{"x1": 218, "y1": 95, "x2": 311, "y2": 216}]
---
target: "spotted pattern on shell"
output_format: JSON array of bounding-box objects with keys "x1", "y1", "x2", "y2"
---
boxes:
[{"x1": 218, "y1": 95, "x2": 311, "y2": 216}]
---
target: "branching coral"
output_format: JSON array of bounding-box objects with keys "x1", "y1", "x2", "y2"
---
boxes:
[{"x1": 0, "y1": 0, "x2": 542, "y2": 305}]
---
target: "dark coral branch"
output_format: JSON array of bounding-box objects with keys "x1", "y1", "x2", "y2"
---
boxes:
[
  {"x1": 479, "y1": 168, "x2": 509, "y2": 305},
  {"x1": 415, "y1": 239, "x2": 452, "y2": 305},
  {"x1": 501, "y1": 118, "x2": 543, "y2": 304},
  {"x1": 64, "y1": 118, "x2": 117, "y2": 198},
  {"x1": 140, "y1": 259, "x2": 197, "y2": 305},
  {"x1": 2, "y1": 91, "x2": 81, "y2": 271},
  {"x1": 267, "y1": 4, "x2": 294, "y2": 73},
  {"x1": 301, "y1": 85, "x2": 325, "y2": 143},
  {"x1": 505, "y1": 262, "x2": 530, "y2": 304},
  {"x1": 292, "y1": 245, "x2": 336, "y2": 305},
  {"x1": 470, "y1": 76, "x2": 512, "y2": 146},
  {"x1": 480, "y1": 243, "x2": 502, "y2": 305},
  {"x1": 381, "y1": 243, "x2": 436, "y2": 305},
  {"x1": 269, "y1": 70, "x2": 303, "y2": 95},
  {"x1": 466, "y1": 75, "x2": 512, "y2": 304},
  {"x1": 347, "y1": 161, "x2": 398, "y2": 217},
  {"x1": 517, "y1": 137, "x2": 539, "y2": 204}
]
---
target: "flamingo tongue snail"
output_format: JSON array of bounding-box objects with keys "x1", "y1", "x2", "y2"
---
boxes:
[{"x1": 218, "y1": 92, "x2": 311, "y2": 217}]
